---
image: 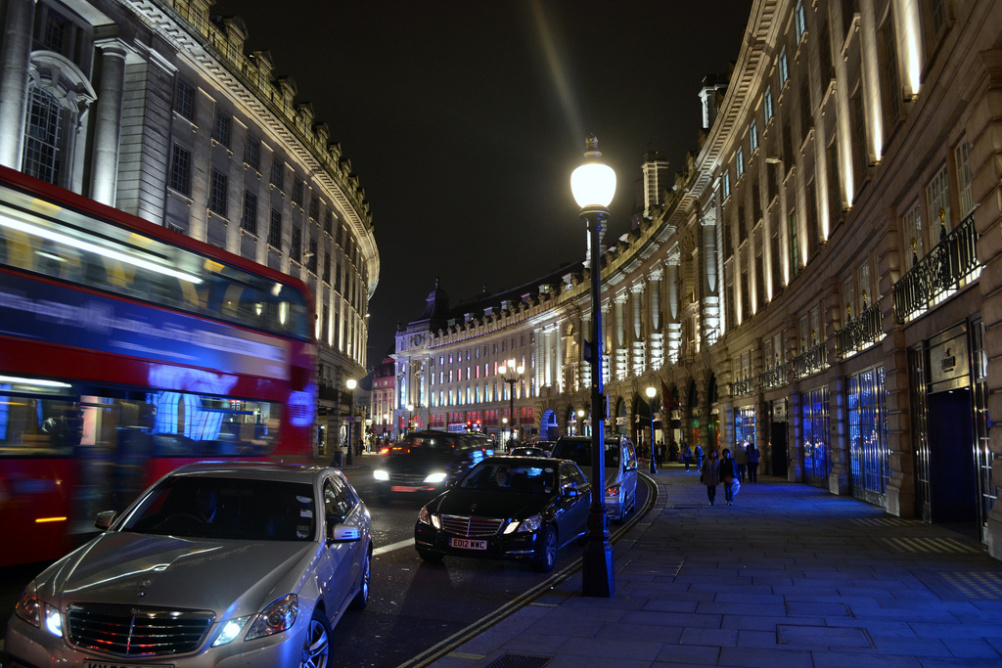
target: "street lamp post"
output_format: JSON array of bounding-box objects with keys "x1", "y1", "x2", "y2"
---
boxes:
[
  {"x1": 345, "y1": 379, "x2": 357, "y2": 466},
  {"x1": 406, "y1": 403, "x2": 414, "y2": 437},
  {"x1": 571, "y1": 133, "x2": 616, "y2": 597},
  {"x1": 645, "y1": 386, "x2": 658, "y2": 474},
  {"x1": 499, "y1": 359, "x2": 523, "y2": 450}
]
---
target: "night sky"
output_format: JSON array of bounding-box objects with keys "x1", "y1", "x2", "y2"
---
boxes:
[{"x1": 211, "y1": 1, "x2": 752, "y2": 367}]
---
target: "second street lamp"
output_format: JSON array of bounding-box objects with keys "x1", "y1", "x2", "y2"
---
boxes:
[
  {"x1": 345, "y1": 379, "x2": 357, "y2": 466},
  {"x1": 645, "y1": 385, "x2": 658, "y2": 474},
  {"x1": 499, "y1": 359, "x2": 523, "y2": 450},
  {"x1": 571, "y1": 133, "x2": 616, "y2": 598}
]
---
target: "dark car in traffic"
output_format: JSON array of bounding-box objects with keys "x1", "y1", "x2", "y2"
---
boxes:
[
  {"x1": 373, "y1": 430, "x2": 494, "y2": 501},
  {"x1": 414, "y1": 456, "x2": 590, "y2": 572}
]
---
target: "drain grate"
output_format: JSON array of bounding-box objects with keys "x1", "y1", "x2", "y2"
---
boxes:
[
  {"x1": 484, "y1": 654, "x2": 551, "y2": 668},
  {"x1": 879, "y1": 536, "x2": 983, "y2": 554}
]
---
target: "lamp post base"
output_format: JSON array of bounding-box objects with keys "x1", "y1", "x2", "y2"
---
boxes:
[{"x1": 581, "y1": 511, "x2": 614, "y2": 597}]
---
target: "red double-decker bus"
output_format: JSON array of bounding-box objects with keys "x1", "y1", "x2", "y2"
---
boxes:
[{"x1": 0, "y1": 166, "x2": 317, "y2": 567}]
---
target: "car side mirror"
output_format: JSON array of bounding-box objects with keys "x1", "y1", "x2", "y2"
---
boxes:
[
  {"x1": 562, "y1": 483, "x2": 579, "y2": 498},
  {"x1": 327, "y1": 520, "x2": 360, "y2": 543},
  {"x1": 95, "y1": 510, "x2": 116, "y2": 530}
]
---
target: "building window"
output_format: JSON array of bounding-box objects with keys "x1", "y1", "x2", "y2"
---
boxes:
[
  {"x1": 42, "y1": 13, "x2": 67, "y2": 52},
  {"x1": 795, "y1": 0, "x2": 807, "y2": 42},
  {"x1": 169, "y1": 144, "x2": 192, "y2": 196},
  {"x1": 212, "y1": 110, "x2": 231, "y2": 148},
  {"x1": 324, "y1": 211, "x2": 333, "y2": 235},
  {"x1": 323, "y1": 256, "x2": 331, "y2": 283},
  {"x1": 779, "y1": 45, "x2": 789, "y2": 87},
  {"x1": 749, "y1": 120, "x2": 758, "y2": 153},
  {"x1": 292, "y1": 176, "x2": 304, "y2": 206},
  {"x1": 902, "y1": 201, "x2": 923, "y2": 267},
  {"x1": 208, "y1": 169, "x2": 228, "y2": 216},
  {"x1": 270, "y1": 160, "x2": 284, "y2": 190},
  {"x1": 956, "y1": 140, "x2": 974, "y2": 218},
  {"x1": 310, "y1": 196, "x2": 319, "y2": 220},
  {"x1": 927, "y1": 164, "x2": 951, "y2": 235},
  {"x1": 291, "y1": 225, "x2": 302, "y2": 263},
  {"x1": 241, "y1": 190, "x2": 258, "y2": 234},
  {"x1": 787, "y1": 210, "x2": 800, "y2": 278},
  {"x1": 22, "y1": 87, "x2": 62, "y2": 185},
  {"x1": 764, "y1": 85, "x2": 774, "y2": 121},
  {"x1": 736, "y1": 147, "x2": 745, "y2": 177},
  {"x1": 269, "y1": 209, "x2": 282, "y2": 247},
  {"x1": 880, "y1": 18, "x2": 901, "y2": 130},
  {"x1": 175, "y1": 80, "x2": 195, "y2": 121},
  {"x1": 307, "y1": 238, "x2": 318, "y2": 273},
  {"x1": 852, "y1": 92, "x2": 867, "y2": 184},
  {"x1": 245, "y1": 137, "x2": 260, "y2": 171},
  {"x1": 723, "y1": 170, "x2": 731, "y2": 199}
]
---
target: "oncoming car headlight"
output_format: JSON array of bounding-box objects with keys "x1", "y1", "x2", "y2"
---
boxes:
[
  {"x1": 212, "y1": 616, "x2": 252, "y2": 646},
  {"x1": 423, "y1": 471, "x2": 447, "y2": 484},
  {"x1": 373, "y1": 470, "x2": 389, "y2": 481}
]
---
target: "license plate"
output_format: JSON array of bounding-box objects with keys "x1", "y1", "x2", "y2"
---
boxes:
[
  {"x1": 86, "y1": 661, "x2": 173, "y2": 668},
  {"x1": 450, "y1": 537, "x2": 487, "y2": 550},
  {"x1": 391, "y1": 485, "x2": 417, "y2": 492}
]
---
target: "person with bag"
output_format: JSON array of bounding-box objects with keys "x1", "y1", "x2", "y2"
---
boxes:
[
  {"x1": 701, "y1": 449, "x2": 720, "y2": 505},
  {"x1": 735, "y1": 441, "x2": 749, "y2": 481},
  {"x1": 717, "y1": 448, "x2": 740, "y2": 506},
  {"x1": 681, "y1": 443, "x2": 693, "y2": 471},
  {"x1": 694, "y1": 443, "x2": 704, "y2": 471}
]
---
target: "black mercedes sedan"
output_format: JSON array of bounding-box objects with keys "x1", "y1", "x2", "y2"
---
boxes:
[{"x1": 414, "y1": 456, "x2": 590, "y2": 572}]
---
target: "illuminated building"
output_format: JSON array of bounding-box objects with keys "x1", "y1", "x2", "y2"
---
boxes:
[
  {"x1": 0, "y1": 0, "x2": 377, "y2": 453},
  {"x1": 394, "y1": 0, "x2": 1002, "y2": 558}
]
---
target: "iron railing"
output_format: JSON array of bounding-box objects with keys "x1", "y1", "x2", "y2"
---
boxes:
[
  {"x1": 731, "y1": 377, "x2": 754, "y2": 397},
  {"x1": 759, "y1": 364, "x2": 788, "y2": 391},
  {"x1": 793, "y1": 341, "x2": 828, "y2": 379},
  {"x1": 835, "y1": 302, "x2": 883, "y2": 358},
  {"x1": 893, "y1": 213, "x2": 980, "y2": 323}
]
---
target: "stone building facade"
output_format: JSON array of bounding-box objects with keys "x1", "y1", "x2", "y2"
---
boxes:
[
  {"x1": 0, "y1": 0, "x2": 377, "y2": 452},
  {"x1": 393, "y1": 0, "x2": 1002, "y2": 557}
]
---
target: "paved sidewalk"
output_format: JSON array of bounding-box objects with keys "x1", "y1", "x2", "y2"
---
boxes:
[{"x1": 422, "y1": 465, "x2": 1002, "y2": 668}]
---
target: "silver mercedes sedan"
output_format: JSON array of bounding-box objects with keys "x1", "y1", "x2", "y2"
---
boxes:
[{"x1": 5, "y1": 461, "x2": 372, "y2": 667}]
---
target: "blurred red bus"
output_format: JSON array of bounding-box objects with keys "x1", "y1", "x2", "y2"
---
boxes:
[{"x1": 0, "y1": 166, "x2": 317, "y2": 567}]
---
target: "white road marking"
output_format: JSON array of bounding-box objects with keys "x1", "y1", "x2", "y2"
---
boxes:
[{"x1": 373, "y1": 538, "x2": 415, "y2": 556}]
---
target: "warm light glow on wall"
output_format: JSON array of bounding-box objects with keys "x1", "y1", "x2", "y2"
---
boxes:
[{"x1": 902, "y1": 0, "x2": 922, "y2": 96}]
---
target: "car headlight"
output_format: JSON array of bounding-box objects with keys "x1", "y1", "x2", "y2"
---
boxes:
[
  {"x1": 213, "y1": 615, "x2": 253, "y2": 646},
  {"x1": 418, "y1": 506, "x2": 441, "y2": 529},
  {"x1": 44, "y1": 604, "x2": 63, "y2": 637},
  {"x1": 245, "y1": 594, "x2": 298, "y2": 641},
  {"x1": 373, "y1": 469, "x2": 389, "y2": 481},
  {"x1": 14, "y1": 582, "x2": 40, "y2": 627},
  {"x1": 423, "y1": 471, "x2": 447, "y2": 484},
  {"x1": 504, "y1": 514, "x2": 542, "y2": 534}
]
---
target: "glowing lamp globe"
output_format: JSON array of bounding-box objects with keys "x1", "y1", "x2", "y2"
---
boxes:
[{"x1": 571, "y1": 134, "x2": 616, "y2": 209}]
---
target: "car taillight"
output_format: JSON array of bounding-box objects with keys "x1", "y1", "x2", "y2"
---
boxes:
[{"x1": 605, "y1": 484, "x2": 621, "y2": 497}]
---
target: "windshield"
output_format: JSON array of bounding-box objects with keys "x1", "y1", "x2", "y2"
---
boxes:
[
  {"x1": 121, "y1": 476, "x2": 315, "y2": 541},
  {"x1": 460, "y1": 461, "x2": 556, "y2": 494},
  {"x1": 552, "y1": 440, "x2": 621, "y2": 468}
]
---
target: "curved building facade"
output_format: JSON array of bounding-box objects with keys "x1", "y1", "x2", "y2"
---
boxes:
[
  {"x1": 394, "y1": 0, "x2": 1002, "y2": 557},
  {"x1": 0, "y1": 0, "x2": 377, "y2": 452}
]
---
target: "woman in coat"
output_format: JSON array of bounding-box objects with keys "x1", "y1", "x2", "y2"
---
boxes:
[
  {"x1": 717, "y1": 448, "x2": 740, "y2": 505},
  {"x1": 701, "y1": 449, "x2": 720, "y2": 505}
]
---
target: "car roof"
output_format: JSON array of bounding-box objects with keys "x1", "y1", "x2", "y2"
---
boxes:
[{"x1": 168, "y1": 461, "x2": 332, "y2": 484}]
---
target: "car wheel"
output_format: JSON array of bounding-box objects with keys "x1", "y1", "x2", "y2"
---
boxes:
[
  {"x1": 349, "y1": 546, "x2": 371, "y2": 610},
  {"x1": 301, "y1": 608, "x2": 331, "y2": 668},
  {"x1": 417, "y1": 548, "x2": 444, "y2": 562},
  {"x1": 533, "y1": 526, "x2": 557, "y2": 573}
]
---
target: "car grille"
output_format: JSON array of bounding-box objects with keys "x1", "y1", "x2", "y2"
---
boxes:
[
  {"x1": 66, "y1": 603, "x2": 214, "y2": 657},
  {"x1": 389, "y1": 473, "x2": 429, "y2": 485},
  {"x1": 441, "y1": 514, "x2": 504, "y2": 536}
]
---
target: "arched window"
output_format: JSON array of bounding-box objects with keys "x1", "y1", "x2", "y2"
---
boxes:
[{"x1": 22, "y1": 87, "x2": 63, "y2": 184}]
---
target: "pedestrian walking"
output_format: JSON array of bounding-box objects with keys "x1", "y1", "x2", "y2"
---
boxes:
[
  {"x1": 717, "y1": 448, "x2": 740, "y2": 505},
  {"x1": 656, "y1": 441, "x2": 665, "y2": 468},
  {"x1": 694, "y1": 443, "x2": 704, "y2": 471},
  {"x1": 736, "y1": 441, "x2": 749, "y2": 481},
  {"x1": 668, "y1": 439, "x2": 679, "y2": 463},
  {"x1": 682, "y1": 443, "x2": 693, "y2": 471},
  {"x1": 700, "y1": 449, "x2": 720, "y2": 505},
  {"x1": 747, "y1": 442, "x2": 760, "y2": 482}
]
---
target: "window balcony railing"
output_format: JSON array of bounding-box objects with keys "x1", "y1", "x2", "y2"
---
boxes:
[
  {"x1": 731, "y1": 377, "x2": 755, "y2": 397},
  {"x1": 793, "y1": 341, "x2": 828, "y2": 379},
  {"x1": 893, "y1": 213, "x2": 981, "y2": 324},
  {"x1": 759, "y1": 364, "x2": 788, "y2": 391},
  {"x1": 835, "y1": 302, "x2": 883, "y2": 358}
]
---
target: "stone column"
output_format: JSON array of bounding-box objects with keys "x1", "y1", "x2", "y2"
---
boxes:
[
  {"x1": 648, "y1": 268, "x2": 664, "y2": 369},
  {"x1": 666, "y1": 253, "x2": 681, "y2": 361},
  {"x1": 90, "y1": 40, "x2": 130, "y2": 206},
  {"x1": 0, "y1": 0, "x2": 35, "y2": 168}
]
